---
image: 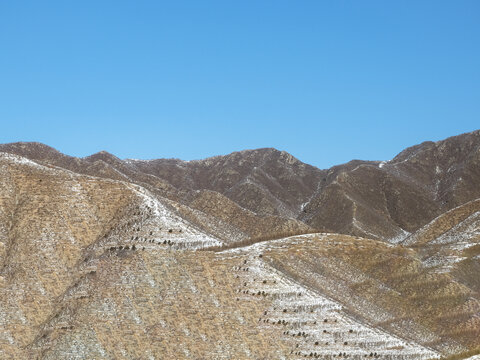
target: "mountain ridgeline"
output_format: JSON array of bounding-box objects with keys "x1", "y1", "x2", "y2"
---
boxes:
[{"x1": 1, "y1": 129, "x2": 479, "y2": 243}]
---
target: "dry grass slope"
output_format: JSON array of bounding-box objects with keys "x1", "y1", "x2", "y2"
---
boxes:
[
  {"x1": 260, "y1": 234, "x2": 480, "y2": 355},
  {"x1": 1, "y1": 138, "x2": 480, "y2": 359}
]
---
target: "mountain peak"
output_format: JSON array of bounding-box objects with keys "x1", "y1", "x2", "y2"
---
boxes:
[
  {"x1": 84, "y1": 150, "x2": 121, "y2": 163},
  {"x1": 0, "y1": 141, "x2": 65, "y2": 162}
]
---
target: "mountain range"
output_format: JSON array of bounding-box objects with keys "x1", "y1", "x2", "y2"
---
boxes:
[{"x1": 1, "y1": 130, "x2": 479, "y2": 359}]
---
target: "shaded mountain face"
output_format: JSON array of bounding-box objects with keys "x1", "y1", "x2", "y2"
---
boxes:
[
  {"x1": 1, "y1": 130, "x2": 479, "y2": 242},
  {"x1": 126, "y1": 148, "x2": 326, "y2": 218},
  {"x1": 301, "y1": 130, "x2": 480, "y2": 241}
]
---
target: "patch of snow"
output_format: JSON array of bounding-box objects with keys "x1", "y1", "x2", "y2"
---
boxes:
[
  {"x1": 423, "y1": 255, "x2": 467, "y2": 273},
  {"x1": 0, "y1": 152, "x2": 48, "y2": 170},
  {"x1": 387, "y1": 228, "x2": 411, "y2": 244},
  {"x1": 464, "y1": 355, "x2": 480, "y2": 360},
  {"x1": 128, "y1": 185, "x2": 222, "y2": 249},
  {"x1": 352, "y1": 218, "x2": 379, "y2": 240},
  {"x1": 432, "y1": 211, "x2": 480, "y2": 245}
]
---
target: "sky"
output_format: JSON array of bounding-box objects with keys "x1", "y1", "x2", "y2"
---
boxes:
[{"x1": 0, "y1": 1, "x2": 479, "y2": 168}]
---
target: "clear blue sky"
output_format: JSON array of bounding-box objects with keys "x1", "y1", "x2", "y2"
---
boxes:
[{"x1": 0, "y1": 1, "x2": 479, "y2": 168}]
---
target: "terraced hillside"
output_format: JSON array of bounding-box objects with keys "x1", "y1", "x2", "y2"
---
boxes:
[
  {"x1": 260, "y1": 234, "x2": 480, "y2": 355},
  {"x1": 1, "y1": 131, "x2": 480, "y2": 359},
  {"x1": 403, "y1": 199, "x2": 480, "y2": 297},
  {"x1": 0, "y1": 153, "x2": 440, "y2": 359}
]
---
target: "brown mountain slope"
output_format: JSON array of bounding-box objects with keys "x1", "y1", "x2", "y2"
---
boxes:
[
  {"x1": 0, "y1": 152, "x2": 443, "y2": 359},
  {"x1": 0, "y1": 153, "x2": 282, "y2": 358},
  {"x1": 402, "y1": 198, "x2": 480, "y2": 294},
  {"x1": 0, "y1": 143, "x2": 308, "y2": 244},
  {"x1": 126, "y1": 148, "x2": 326, "y2": 217},
  {"x1": 299, "y1": 163, "x2": 439, "y2": 240},
  {"x1": 1, "y1": 137, "x2": 480, "y2": 358},
  {"x1": 187, "y1": 189, "x2": 312, "y2": 242},
  {"x1": 260, "y1": 234, "x2": 480, "y2": 355},
  {"x1": 1, "y1": 129, "x2": 479, "y2": 243},
  {"x1": 301, "y1": 130, "x2": 480, "y2": 241}
]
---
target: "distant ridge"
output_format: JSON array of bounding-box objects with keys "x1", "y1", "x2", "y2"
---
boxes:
[{"x1": 1, "y1": 129, "x2": 480, "y2": 242}]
